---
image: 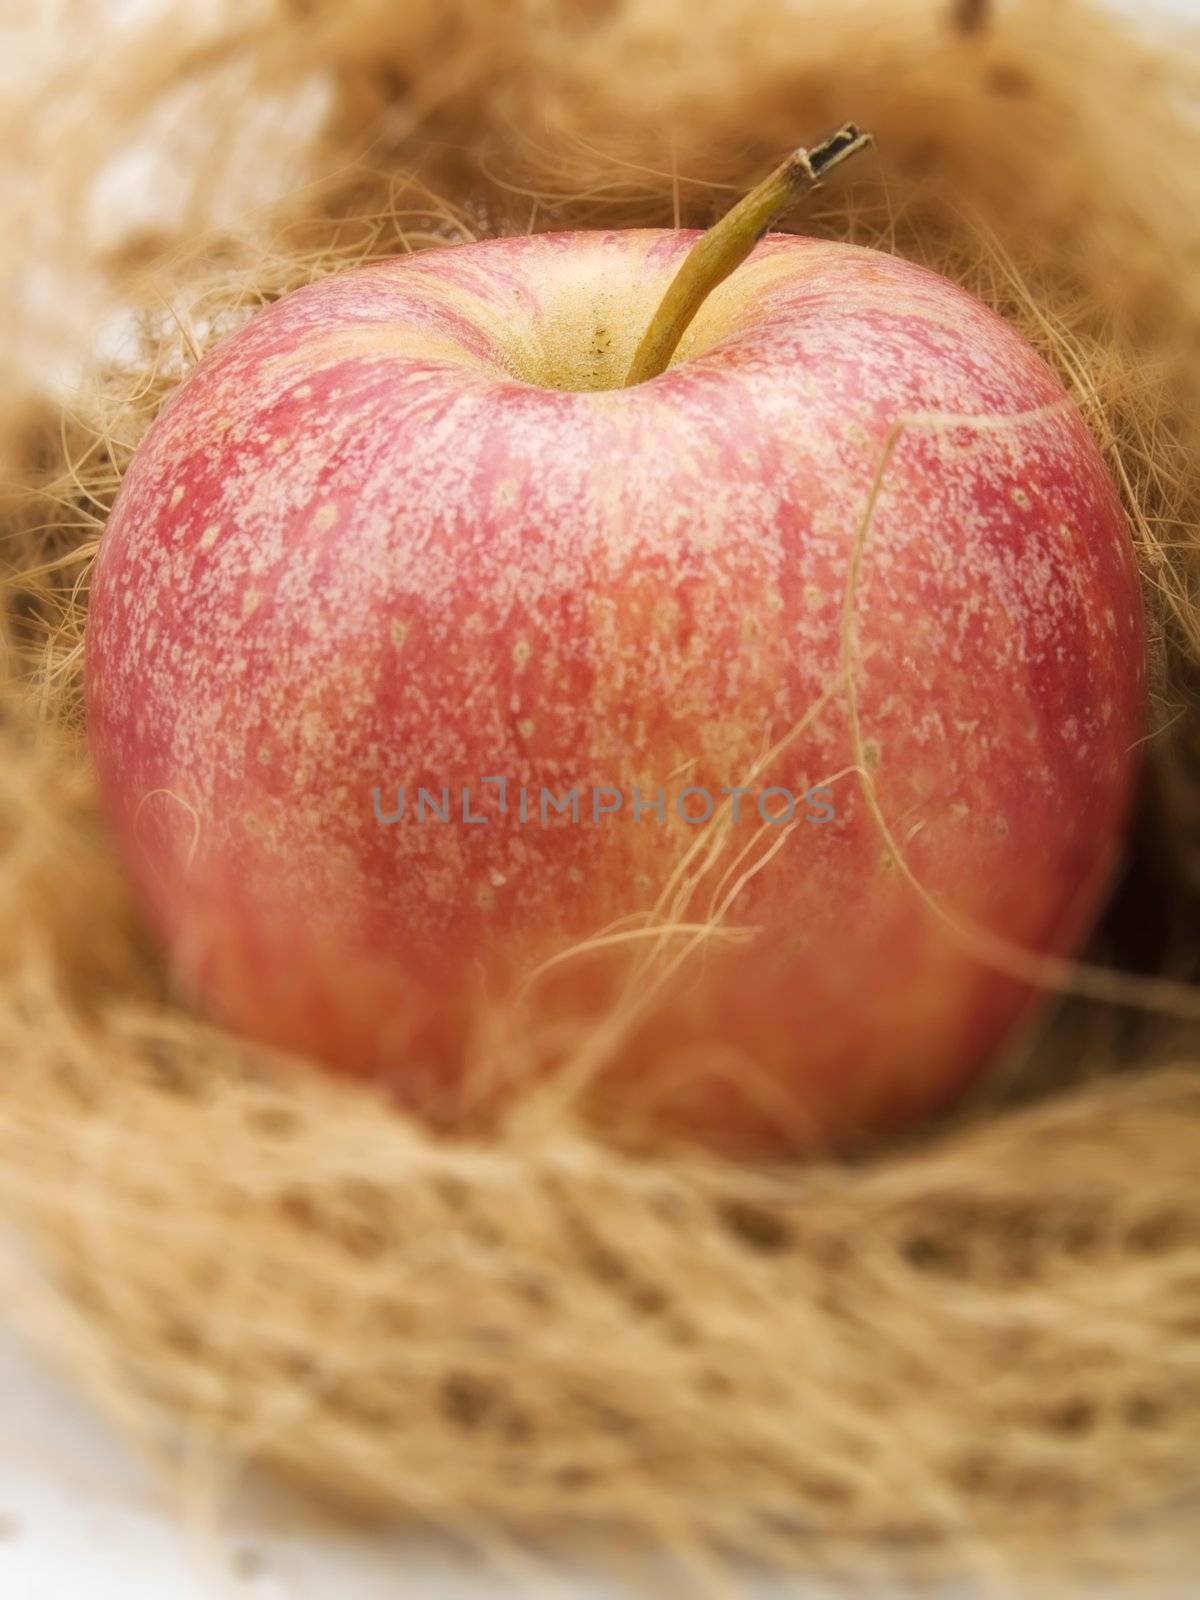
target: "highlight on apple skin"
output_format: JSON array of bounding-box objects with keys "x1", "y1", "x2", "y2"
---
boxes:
[{"x1": 84, "y1": 228, "x2": 1145, "y2": 1153}]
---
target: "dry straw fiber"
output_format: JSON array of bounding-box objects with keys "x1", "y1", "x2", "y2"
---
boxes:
[{"x1": 2, "y1": 0, "x2": 1200, "y2": 1591}]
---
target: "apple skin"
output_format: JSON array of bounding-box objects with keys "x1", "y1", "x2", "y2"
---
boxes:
[{"x1": 85, "y1": 229, "x2": 1145, "y2": 1153}]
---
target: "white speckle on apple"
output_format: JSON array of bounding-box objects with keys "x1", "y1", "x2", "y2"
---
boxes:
[{"x1": 85, "y1": 228, "x2": 1146, "y2": 1153}]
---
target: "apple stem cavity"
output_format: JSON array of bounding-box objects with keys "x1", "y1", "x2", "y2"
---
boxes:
[{"x1": 623, "y1": 123, "x2": 874, "y2": 388}]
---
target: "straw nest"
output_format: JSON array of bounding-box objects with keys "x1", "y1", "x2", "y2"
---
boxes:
[{"x1": 2, "y1": 0, "x2": 1199, "y2": 1590}]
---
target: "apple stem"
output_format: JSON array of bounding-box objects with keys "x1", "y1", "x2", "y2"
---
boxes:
[{"x1": 623, "y1": 124, "x2": 873, "y2": 388}]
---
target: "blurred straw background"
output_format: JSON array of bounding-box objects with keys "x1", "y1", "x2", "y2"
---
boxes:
[{"x1": 1, "y1": 0, "x2": 1199, "y2": 1592}]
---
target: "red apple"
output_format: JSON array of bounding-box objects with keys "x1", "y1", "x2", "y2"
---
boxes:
[{"x1": 85, "y1": 225, "x2": 1144, "y2": 1152}]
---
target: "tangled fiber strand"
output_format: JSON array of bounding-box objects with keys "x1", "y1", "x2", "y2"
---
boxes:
[
  {"x1": 1, "y1": 984, "x2": 1198, "y2": 1588},
  {"x1": 2, "y1": 0, "x2": 1200, "y2": 1587}
]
